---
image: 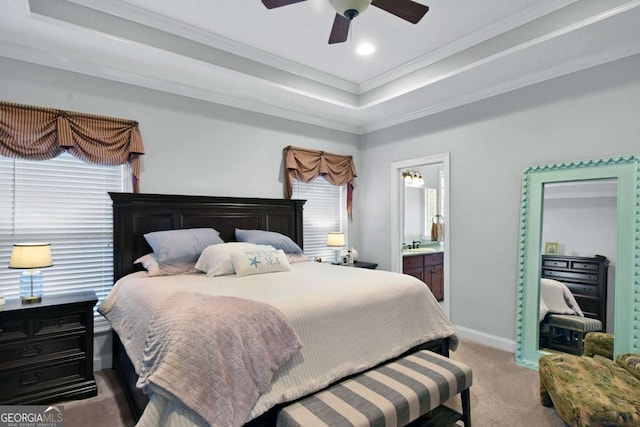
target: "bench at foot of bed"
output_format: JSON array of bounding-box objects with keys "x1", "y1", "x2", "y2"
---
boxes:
[{"x1": 278, "y1": 349, "x2": 472, "y2": 427}]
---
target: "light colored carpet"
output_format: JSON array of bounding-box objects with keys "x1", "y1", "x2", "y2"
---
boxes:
[
  {"x1": 447, "y1": 339, "x2": 567, "y2": 427},
  {"x1": 58, "y1": 368, "x2": 135, "y2": 427},
  {"x1": 59, "y1": 339, "x2": 568, "y2": 426}
]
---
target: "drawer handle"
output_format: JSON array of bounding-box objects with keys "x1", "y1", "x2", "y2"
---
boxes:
[
  {"x1": 21, "y1": 345, "x2": 43, "y2": 358},
  {"x1": 20, "y1": 373, "x2": 42, "y2": 386},
  {"x1": 58, "y1": 319, "x2": 65, "y2": 327}
]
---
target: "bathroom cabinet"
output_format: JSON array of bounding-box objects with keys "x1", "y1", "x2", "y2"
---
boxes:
[{"x1": 403, "y1": 252, "x2": 443, "y2": 301}]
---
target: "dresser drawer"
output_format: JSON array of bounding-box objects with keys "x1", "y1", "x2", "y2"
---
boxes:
[
  {"x1": 541, "y1": 269, "x2": 600, "y2": 284},
  {"x1": 403, "y1": 255, "x2": 424, "y2": 269},
  {"x1": 0, "y1": 310, "x2": 86, "y2": 344},
  {"x1": 570, "y1": 261, "x2": 601, "y2": 271},
  {"x1": 0, "y1": 333, "x2": 85, "y2": 369},
  {"x1": 0, "y1": 357, "x2": 87, "y2": 396},
  {"x1": 0, "y1": 317, "x2": 29, "y2": 342},
  {"x1": 36, "y1": 311, "x2": 86, "y2": 337},
  {"x1": 564, "y1": 282, "x2": 599, "y2": 298},
  {"x1": 542, "y1": 259, "x2": 569, "y2": 268}
]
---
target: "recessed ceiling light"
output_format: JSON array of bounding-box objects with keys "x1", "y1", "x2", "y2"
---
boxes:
[{"x1": 356, "y1": 43, "x2": 375, "y2": 56}]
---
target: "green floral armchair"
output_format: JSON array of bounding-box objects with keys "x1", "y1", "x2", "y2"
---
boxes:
[{"x1": 539, "y1": 332, "x2": 640, "y2": 427}]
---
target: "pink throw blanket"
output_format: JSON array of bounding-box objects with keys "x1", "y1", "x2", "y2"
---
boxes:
[{"x1": 136, "y1": 292, "x2": 302, "y2": 427}]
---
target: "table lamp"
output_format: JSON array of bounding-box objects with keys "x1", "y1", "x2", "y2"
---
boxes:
[
  {"x1": 9, "y1": 243, "x2": 53, "y2": 303},
  {"x1": 326, "y1": 232, "x2": 345, "y2": 264}
]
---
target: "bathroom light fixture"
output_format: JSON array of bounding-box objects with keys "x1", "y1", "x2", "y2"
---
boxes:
[{"x1": 402, "y1": 170, "x2": 425, "y2": 187}]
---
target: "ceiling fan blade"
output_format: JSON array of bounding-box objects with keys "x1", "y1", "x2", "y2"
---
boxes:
[
  {"x1": 328, "y1": 13, "x2": 350, "y2": 44},
  {"x1": 262, "y1": 0, "x2": 306, "y2": 9},
  {"x1": 371, "y1": 0, "x2": 429, "y2": 24}
]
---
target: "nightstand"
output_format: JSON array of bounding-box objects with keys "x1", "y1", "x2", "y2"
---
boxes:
[
  {"x1": 0, "y1": 291, "x2": 98, "y2": 404},
  {"x1": 352, "y1": 261, "x2": 378, "y2": 270}
]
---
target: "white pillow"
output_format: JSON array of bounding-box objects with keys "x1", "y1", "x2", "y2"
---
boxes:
[
  {"x1": 230, "y1": 248, "x2": 291, "y2": 277},
  {"x1": 134, "y1": 253, "x2": 198, "y2": 277},
  {"x1": 195, "y1": 242, "x2": 274, "y2": 277},
  {"x1": 286, "y1": 253, "x2": 309, "y2": 263}
]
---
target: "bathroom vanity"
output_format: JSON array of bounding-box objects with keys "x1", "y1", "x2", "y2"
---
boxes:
[{"x1": 403, "y1": 250, "x2": 444, "y2": 301}]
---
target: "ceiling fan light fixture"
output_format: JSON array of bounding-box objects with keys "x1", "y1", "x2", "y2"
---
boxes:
[
  {"x1": 328, "y1": 0, "x2": 372, "y2": 19},
  {"x1": 356, "y1": 43, "x2": 375, "y2": 55},
  {"x1": 263, "y1": 0, "x2": 429, "y2": 45}
]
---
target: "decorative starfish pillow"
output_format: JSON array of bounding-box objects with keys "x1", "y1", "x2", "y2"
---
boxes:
[
  {"x1": 195, "y1": 242, "x2": 274, "y2": 277},
  {"x1": 230, "y1": 248, "x2": 292, "y2": 277}
]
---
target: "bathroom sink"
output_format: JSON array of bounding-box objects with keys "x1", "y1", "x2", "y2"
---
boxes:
[{"x1": 402, "y1": 247, "x2": 438, "y2": 254}]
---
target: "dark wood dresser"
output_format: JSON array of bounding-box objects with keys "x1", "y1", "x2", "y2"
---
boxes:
[
  {"x1": 403, "y1": 252, "x2": 444, "y2": 301},
  {"x1": 0, "y1": 291, "x2": 98, "y2": 404},
  {"x1": 541, "y1": 255, "x2": 609, "y2": 329}
]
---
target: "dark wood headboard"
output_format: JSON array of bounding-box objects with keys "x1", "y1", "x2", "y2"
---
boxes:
[{"x1": 109, "y1": 193, "x2": 305, "y2": 281}]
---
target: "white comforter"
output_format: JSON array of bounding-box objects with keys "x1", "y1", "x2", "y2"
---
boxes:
[
  {"x1": 99, "y1": 261, "x2": 456, "y2": 426},
  {"x1": 539, "y1": 277, "x2": 584, "y2": 320}
]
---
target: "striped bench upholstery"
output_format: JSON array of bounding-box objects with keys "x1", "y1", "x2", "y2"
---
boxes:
[
  {"x1": 547, "y1": 314, "x2": 603, "y2": 355},
  {"x1": 278, "y1": 350, "x2": 472, "y2": 427}
]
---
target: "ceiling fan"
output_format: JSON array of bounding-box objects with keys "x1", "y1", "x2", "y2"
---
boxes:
[{"x1": 261, "y1": 0, "x2": 429, "y2": 44}]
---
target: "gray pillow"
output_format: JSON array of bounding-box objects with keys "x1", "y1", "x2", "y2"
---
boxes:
[
  {"x1": 235, "y1": 228, "x2": 303, "y2": 254},
  {"x1": 144, "y1": 228, "x2": 224, "y2": 263}
]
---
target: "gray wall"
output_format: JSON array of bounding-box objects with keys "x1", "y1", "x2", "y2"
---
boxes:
[
  {"x1": 0, "y1": 56, "x2": 360, "y2": 369},
  {"x1": 2, "y1": 52, "x2": 639, "y2": 356},
  {"x1": 542, "y1": 193, "x2": 617, "y2": 332},
  {"x1": 358, "y1": 53, "x2": 640, "y2": 347}
]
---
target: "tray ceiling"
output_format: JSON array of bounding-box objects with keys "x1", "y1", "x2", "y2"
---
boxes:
[{"x1": 1, "y1": 0, "x2": 639, "y2": 134}]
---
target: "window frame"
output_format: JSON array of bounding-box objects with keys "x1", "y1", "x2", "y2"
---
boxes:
[
  {"x1": 0, "y1": 153, "x2": 129, "y2": 331},
  {"x1": 291, "y1": 176, "x2": 348, "y2": 261}
]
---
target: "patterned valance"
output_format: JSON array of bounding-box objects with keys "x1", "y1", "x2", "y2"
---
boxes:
[
  {"x1": 284, "y1": 145, "x2": 357, "y2": 219},
  {"x1": 0, "y1": 101, "x2": 145, "y2": 192}
]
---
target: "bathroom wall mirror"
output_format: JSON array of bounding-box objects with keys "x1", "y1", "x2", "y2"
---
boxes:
[
  {"x1": 403, "y1": 163, "x2": 444, "y2": 245},
  {"x1": 515, "y1": 155, "x2": 640, "y2": 370}
]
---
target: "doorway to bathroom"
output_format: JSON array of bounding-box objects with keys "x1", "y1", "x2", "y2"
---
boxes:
[{"x1": 391, "y1": 153, "x2": 450, "y2": 317}]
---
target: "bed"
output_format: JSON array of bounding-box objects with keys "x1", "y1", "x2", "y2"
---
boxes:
[{"x1": 104, "y1": 192, "x2": 456, "y2": 427}]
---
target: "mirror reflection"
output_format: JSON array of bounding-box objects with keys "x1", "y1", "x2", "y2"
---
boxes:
[
  {"x1": 402, "y1": 163, "x2": 445, "y2": 302},
  {"x1": 403, "y1": 164, "x2": 444, "y2": 246},
  {"x1": 516, "y1": 155, "x2": 639, "y2": 370},
  {"x1": 538, "y1": 179, "x2": 617, "y2": 355}
]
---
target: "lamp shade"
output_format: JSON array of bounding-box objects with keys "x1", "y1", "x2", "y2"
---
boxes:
[
  {"x1": 326, "y1": 232, "x2": 346, "y2": 247},
  {"x1": 9, "y1": 243, "x2": 53, "y2": 269}
]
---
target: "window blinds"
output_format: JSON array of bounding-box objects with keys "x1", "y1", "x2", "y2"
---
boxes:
[
  {"x1": 0, "y1": 153, "x2": 126, "y2": 330},
  {"x1": 292, "y1": 176, "x2": 344, "y2": 260}
]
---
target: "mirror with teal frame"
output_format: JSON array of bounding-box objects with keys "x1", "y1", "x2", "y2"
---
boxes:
[{"x1": 515, "y1": 155, "x2": 640, "y2": 370}]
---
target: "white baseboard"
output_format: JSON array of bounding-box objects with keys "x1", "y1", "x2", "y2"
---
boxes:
[
  {"x1": 94, "y1": 354, "x2": 113, "y2": 372},
  {"x1": 93, "y1": 328, "x2": 114, "y2": 372},
  {"x1": 455, "y1": 325, "x2": 516, "y2": 353}
]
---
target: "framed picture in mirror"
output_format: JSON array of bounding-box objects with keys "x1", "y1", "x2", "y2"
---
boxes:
[{"x1": 543, "y1": 242, "x2": 559, "y2": 255}]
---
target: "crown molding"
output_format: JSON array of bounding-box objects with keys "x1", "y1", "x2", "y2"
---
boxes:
[
  {"x1": 1, "y1": 0, "x2": 639, "y2": 135},
  {"x1": 358, "y1": 0, "x2": 578, "y2": 93},
  {"x1": 67, "y1": 0, "x2": 360, "y2": 94},
  {"x1": 359, "y1": 2, "x2": 640, "y2": 132}
]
